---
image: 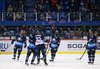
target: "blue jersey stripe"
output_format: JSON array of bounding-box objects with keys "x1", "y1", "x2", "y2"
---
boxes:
[
  {"x1": 15, "y1": 41, "x2": 23, "y2": 46},
  {"x1": 28, "y1": 43, "x2": 36, "y2": 49},
  {"x1": 51, "y1": 43, "x2": 57, "y2": 48},
  {"x1": 88, "y1": 43, "x2": 96, "y2": 48}
]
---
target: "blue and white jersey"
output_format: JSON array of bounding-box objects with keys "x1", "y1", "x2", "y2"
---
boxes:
[
  {"x1": 12, "y1": 33, "x2": 26, "y2": 47},
  {"x1": 28, "y1": 33, "x2": 36, "y2": 49},
  {"x1": 51, "y1": 34, "x2": 60, "y2": 48},
  {"x1": 28, "y1": 43, "x2": 36, "y2": 49},
  {"x1": 87, "y1": 34, "x2": 97, "y2": 48},
  {"x1": 35, "y1": 34, "x2": 45, "y2": 45}
]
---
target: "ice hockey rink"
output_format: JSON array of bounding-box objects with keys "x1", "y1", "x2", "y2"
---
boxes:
[
  {"x1": 0, "y1": 54, "x2": 100, "y2": 69},
  {"x1": 0, "y1": 40, "x2": 100, "y2": 69}
]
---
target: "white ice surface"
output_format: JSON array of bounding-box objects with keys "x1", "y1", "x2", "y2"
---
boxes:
[{"x1": 0, "y1": 54, "x2": 100, "y2": 69}]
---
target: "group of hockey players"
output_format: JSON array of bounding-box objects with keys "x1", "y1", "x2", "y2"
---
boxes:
[
  {"x1": 10, "y1": 24, "x2": 98, "y2": 65},
  {"x1": 11, "y1": 24, "x2": 60, "y2": 65}
]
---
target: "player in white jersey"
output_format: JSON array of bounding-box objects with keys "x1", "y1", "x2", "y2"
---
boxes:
[{"x1": 35, "y1": 30, "x2": 48, "y2": 65}]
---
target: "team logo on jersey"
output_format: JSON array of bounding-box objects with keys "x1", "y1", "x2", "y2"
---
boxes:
[
  {"x1": 52, "y1": 38, "x2": 56, "y2": 41},
  {"x1": 17, "y1": 37, "x2": 22, "y2": 41}
]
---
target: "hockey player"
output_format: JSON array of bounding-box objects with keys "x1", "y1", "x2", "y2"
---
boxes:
[
  {"x1": 35, "y1": 30, "x2": 48, "y2": 65},
  {"x1": 87, "y1": 30, "x2": 97, "y2": 64},
  {"x1": 25, "y1": 31, "x2": 37, "y2": 65},
  {"x1": 11, "y1": 30, "x2": 27, "y2": 60},
  {"x1": 49, "y1": 30, "x2": 60, "y2": 62}
]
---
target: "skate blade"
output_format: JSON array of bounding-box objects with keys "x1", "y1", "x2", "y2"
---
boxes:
[
  {"x1": 0, "y1": 50, "x2": 6, "y2": 52},
  {"x1": 76, "y1": 58, "x2": 81, "y2": 60},
  {"x1": 31, "y1": 63, "x2": 36, "y2": 65}
]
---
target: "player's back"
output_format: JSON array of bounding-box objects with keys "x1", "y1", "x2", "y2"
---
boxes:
[{"x1": 29, "y1": 33, "x2": 36, "y2": 44}]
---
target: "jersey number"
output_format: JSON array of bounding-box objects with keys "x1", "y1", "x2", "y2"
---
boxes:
[{"x1": 36, "y1": 37, "x2": 41, "y2": 40}]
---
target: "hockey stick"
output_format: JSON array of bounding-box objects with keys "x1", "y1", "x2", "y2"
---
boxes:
[
  {"x1": 76, "y1": 44, "x2": 87, "y2": 60},
  {"x1": 76, "y1": 49, "x2": 87, "y2": 60},
  {"x1": 0, "y1": 44, "x2": 12, "y2": 52},
  {"x1": 46, "y1": 44, "x2": 51, "y2": 55},
  {"x1": 76, "y1": 49, "x2": 86, "y2": 60}
]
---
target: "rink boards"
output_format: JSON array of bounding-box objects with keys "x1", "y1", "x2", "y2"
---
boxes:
[{"x1": 0, "y1": 39, "x2": 100, "y2": 54}]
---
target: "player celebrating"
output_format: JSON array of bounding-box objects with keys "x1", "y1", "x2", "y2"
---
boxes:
[
  {"x1": 87, "y1": 30, "x2": 97, "y2": 64},
  {"x1": 35, "y1": 30, "x2": 48, "y2": 65},
  {"x1": 25, "y1": 31, "x2": 37, "y2": 65},
  {"x1": 11, "y1": 30, "x2": 27, "y2": 60},
  {"x1": 49, "y1": 30, "x2": 60, "y2": 62}
]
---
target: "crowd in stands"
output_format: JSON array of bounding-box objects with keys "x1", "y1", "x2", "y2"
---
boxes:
[
  {"x1": 0, "y1": 0, "x2": 98, "y2": 21},
  {"x1": 34, "y1": 0, "x2": 100, "y2": 21},
  {"x1": 34, "y1": 0, "x2": 100, "y2": 12},
  {"x1": 6, "y1": 0, "x2": 24, "y2": 21},
  {"x1": 0, "y1": 24, "x2": 100, "y2": 39},
  {"x1": 0, "y1": 25, "x2": 9, "y2": 36},
  {"x1": 0, "y1": 0, "x2": 100, "y2": 39}
]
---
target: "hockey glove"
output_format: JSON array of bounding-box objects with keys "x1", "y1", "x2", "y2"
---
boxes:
[
  {"x1": 45, "y1": 40, "x2": 49, "y2": 43},
  {"x1": 24, "y1": 45, "x2": 27, "y2": 48},
  {"x1": 11, "y1": 41, "x2": 14, "y2": 44},
  {"x1": 55, "y1": 46, "x2": 58, "y2": 49},
  {"x1": 54, "y1": 47, "x2": 58, "y2": 52}
]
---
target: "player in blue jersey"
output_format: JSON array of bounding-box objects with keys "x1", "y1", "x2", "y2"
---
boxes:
[
  {"x1": 11, "y1": 30, "x2": 27, "y2": 60},
  {"x1": 25, "y1": 31, "x2": 37, "y2": 65},
  {"x1": 35, "y1": 30, "x2": 48, "y2": 65},
  {"x1": 49, "y1": 30, "x2": 60, "y2": 62},
  {"x1": 87, "y1": 30, "x2": 97, "y2": 64}
]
